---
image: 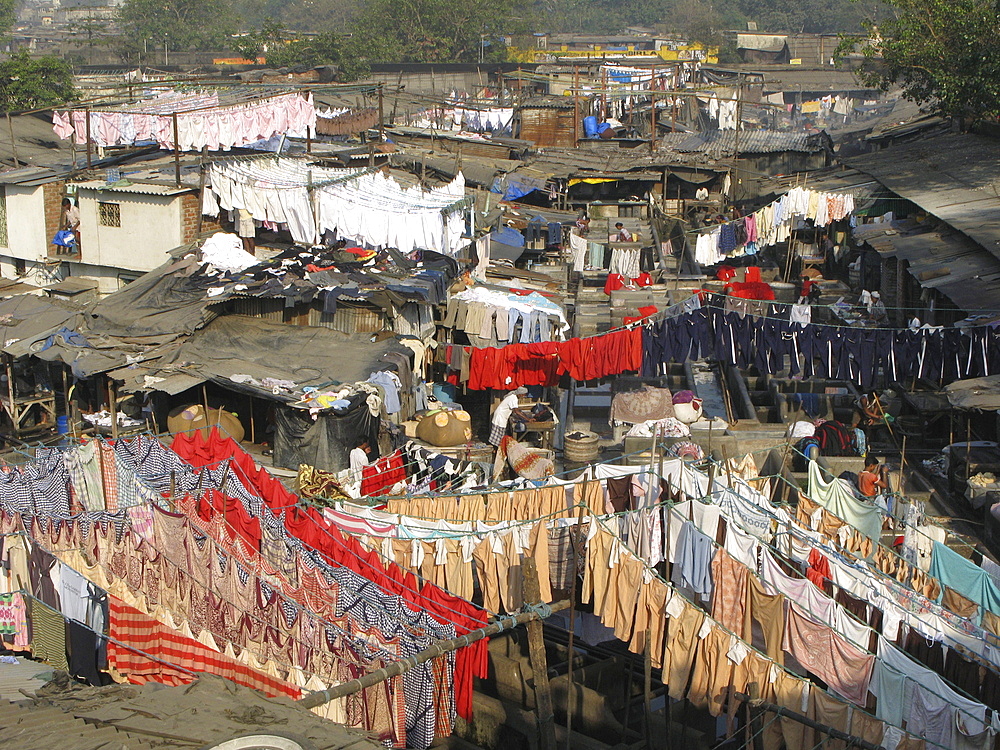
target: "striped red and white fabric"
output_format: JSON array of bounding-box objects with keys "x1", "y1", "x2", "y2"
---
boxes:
[{"x1": 107, "y1": 597, "x2": 302, "y2": 699}]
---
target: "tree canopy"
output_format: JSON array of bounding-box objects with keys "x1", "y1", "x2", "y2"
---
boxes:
[
  {"x1": 350, "y1": 0, "x2": 526, "y2": 62},
  {"x1": 846, "y1": 0, "x2": 1000, "y2": 124},
  {"x1": 0, "y1": 0, "x2": 16, "y2": 37},
  {"x1": 116, "y1": 0, "x2": 239, "y2": 53},
  {"x1": 0, "y1": 52, "x2": 77, "y2": 110}
]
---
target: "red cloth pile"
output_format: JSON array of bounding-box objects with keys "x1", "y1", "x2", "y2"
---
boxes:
[
  {"x1": 724, "y1": 281, "x2": 775, "y2": 300},
  {"x1": 468, "y1": 326, "x2": 642, "y2": 390},
  {"x1": 604, "y1": 272, "x2": 652, "y2": 294}
]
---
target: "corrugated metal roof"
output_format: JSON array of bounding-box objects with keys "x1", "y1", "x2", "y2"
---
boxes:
[
  {"x1": 74, "y1": 179, "x2": 195, "y2": 196},
  {"x1": 857, "y1": 221, "x2": 1000, "y2": 312},
  {"x1": 659, "y1": 129, "x2": 827, "y2": 156},
  {"x1": 845, "y1": 131, "x2": 1000, "y2": 261}
]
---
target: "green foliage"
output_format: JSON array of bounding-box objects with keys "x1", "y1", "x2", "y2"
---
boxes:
[
  {"x1": 0, "y1": 0, "x2": 16, "y2": 37},
  {"x1": 231, "y1": 17, "x2": 284, "y2": 60},
  {"x1": 263, "y1": 31, "x2": 370, "y2": 79},
  {"x1": 116, "y1": 0, "x2": 239, "y2": 52},
  {"x1": 350, "y1": 0, "x2": 527, "y2": 62},
  {"x1": 0, "y1": 51, "x2": 77, "y2": 111},
  {"x1": 239, "y1": 0, "x2": 362, "y2": 33},
  {"x1": 845, "y1": 0, "x2": 1000, "y2": 124}
]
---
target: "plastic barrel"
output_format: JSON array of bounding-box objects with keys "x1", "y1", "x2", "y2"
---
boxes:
[
  {"x1": 56, "y1": 415, "x2": 70, "y2": 435},
  {"x1": 583, "y1": 116, "x2": 599, "y2": 138}
]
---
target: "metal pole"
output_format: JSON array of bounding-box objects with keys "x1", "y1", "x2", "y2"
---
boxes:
[
  {"x1": 731, "y1": 691, "x2": 881, "y2": 750},
  {"x1": 299, "y1": 599, "x2": 571, "y2": 709}
]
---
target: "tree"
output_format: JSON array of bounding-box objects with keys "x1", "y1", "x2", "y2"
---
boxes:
[
  {"x1": 0, "y1": 0, "x2": 16, "y2": 37},
  {"x1": 231, "y1": 18, "x2": 284, "y2": 60},
  {"x1": 116, "y1": 0, "x2": 238, "y2": 53},
  {"x1": 0, "y1": 52, "x2": 77, "y2": 110},
  {"x1": 351, "y1": 0, "x2": 527, "y2": 62},
  {"x1": 258, "y1": 31, "x2": 370, "y2": 80},
  {"x1": 843, "y1": 0, "x2": 1000, "y2": 124}
]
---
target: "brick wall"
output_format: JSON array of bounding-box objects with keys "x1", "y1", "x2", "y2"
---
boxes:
[
  {"x1": 180, "y1": 192, "x2": 221, "y2": 244},
  {"x1": 42, "y1": 181, "x2": 65, "y2": 250}
]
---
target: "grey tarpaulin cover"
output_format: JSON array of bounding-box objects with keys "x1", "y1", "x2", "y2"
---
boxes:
[
  {"x1": 163, "y1": 314, "x2": 412, "y2": 401},
  {"x1": 0, "y1": 294, "x2": 83, "y2": 358},
  {"x1": 84, "y1": 253, "x2": 225, "y2": 338},
  {"x1": 945, "y1": 376, "x2": 1000, "y2": 411}
]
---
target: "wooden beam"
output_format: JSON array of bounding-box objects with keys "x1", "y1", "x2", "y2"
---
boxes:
[{"x1": 523, "y1": 557, "x2": 556, "y2": 750}]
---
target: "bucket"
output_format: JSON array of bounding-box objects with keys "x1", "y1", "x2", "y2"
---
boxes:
[
  {"x1": 564, "y1": 430, "x2": 600, "y2": 463},
  {"x1": 432, "y1": 382, "x2": 457, "y2": 404},
  {"x1": 583, "y1": 116, "x2": 599, "y2": 138},
  {"x1": 56, "y1": 415, "x2": 70, "y2": 435}
]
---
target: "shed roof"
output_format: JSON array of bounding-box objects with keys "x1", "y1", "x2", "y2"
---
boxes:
[
  {"x1": 854, "y1": 220, "x2": 1000, "y2": 313},
  {"x1": 845, "y1": 131, "x2": 1000, "y2": 260},
  {"x1": 659, "y1": 129, "x2": 828, "y2": 156}
]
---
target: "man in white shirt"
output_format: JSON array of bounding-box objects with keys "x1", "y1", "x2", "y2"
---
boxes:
[
  {"x1": 613, "y1": 222, "x2": 631, "y2": 242},
  {"x1": 489, "y1": 387, "x2": 527, "y2": 446},
  {"x1": 344, "y1": 436, "x2": 372, "y2": 498}
]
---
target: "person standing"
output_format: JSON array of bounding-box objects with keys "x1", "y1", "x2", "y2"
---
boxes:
[
  {"x1": 62, "y1": 197, "x2": 80, "y2": 253},
  {"x1": 489, "y1": 387, "x2": 527, "y2": 446},
  {"x1": 858, "y1": 455, "x2": 887, "y2": 500}
]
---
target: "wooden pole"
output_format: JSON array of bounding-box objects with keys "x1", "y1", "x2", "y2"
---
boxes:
[
  {"x1": 564, "y1": 494, "x2": 586, "y2": 750},
  {"x1": 650, "y1": 66, "x2": 657, "y2": 154},
  {"x1": 747, "y1": 683, "x2": 765, "y2": 750},
  {"x1": 110, "y1": 378, "x2": 119, "y2": 440},
  {"x1": 172, "y1": 113, "x2": 181, "y2": 187},
  {"x1": 643, "y1": 628, "x2": 653, "y2": 750},
  {"x1": 306, "y1": 126, "x2": 312, "y2": 153},
  {"x1": 6, "y1": 113, "x2": 19, "y2": 166},
  {"x1": 572, "y1": 66, "x2": 580, "y2": 146},
  {"x1": 377, "y1": 83, "x2": 385, "y2": 142},
  {"x1": 4, "y1": 355, "x2": 15, "y2": 437},
  {"x1": 85, "y1": 108, "x2": 92, "y2": 169},
  {"x1": 523, "y1": 557, "x2": 556, "y2": 750}
]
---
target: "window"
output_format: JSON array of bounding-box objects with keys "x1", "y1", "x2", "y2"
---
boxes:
[
  {"x1": 98, "y1": 201, "x2": 121, "y2": 228},
  {"x1": 13, "y1": 258, "x2": 25, "y2": 276},
  {"x1": 0, "y1": 186, "x2": 7, "y2": 248}
]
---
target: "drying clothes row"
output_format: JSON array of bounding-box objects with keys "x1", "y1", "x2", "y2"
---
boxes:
[
  {"x1": 404, "y1": 106, "x2": 514, "y2": 134},
  {"x1": 463, "y1": 326, "x2": 643, "y2": 390},
  {"x1": 53, "y1": 92, "x2": 316, "y2": 151},
  {"x1": 442, "y1": 286, "x2": 569, "y2": 346},
  {"x1": 0, "y1": 433, "x2": 488, "y2": 748},
  {"x1": 205, "y1": 157, "x2": 468, "y2": 253},
  {"x1": 640, "y1": 304, "x2": 1000, "y2": 389},
  {"x1": 332, "y1": 446, "x2": 1000, "y2": 749},
  {"x1": 693, "y1": 187, "x2": 857, "y2": 265},
  {"x1": 669, "y1": 512, "x2": 1000, "y2": 749}
]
